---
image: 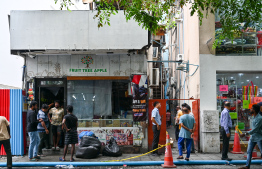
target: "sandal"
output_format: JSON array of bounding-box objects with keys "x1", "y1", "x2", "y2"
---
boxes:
[
  {"x1": 33, "y1": 156, "x2": 41, "y2": 159},
  {"x1": 29, "y1": 158, "x2": 38, "y2": 161},
  {"x1": 52, "y1": 147, "x2": 56, "y2": 151},
  {"x1": 56, "y1": 147, "x2": 60, "y2": 151},
  {"x1": 185, "y1": 158, "x2": 189, "y2": 161},
  {"x1": 59, "y1": 157, "x2": 66, "y2": 161},
  {"x1": 177, "y1": 156, "x2": 184, "y2": 159},
  {"x1": 70, "y1": 158, "x2": 75, "y2": 162}
]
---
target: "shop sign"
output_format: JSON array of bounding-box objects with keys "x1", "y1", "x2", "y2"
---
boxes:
[
  {"x1": 69, "y1": 68, "x2": 107, "y2": 73},
  {"x1": 219, "y1": 85, "x2": 228, "y2": 92},
  {"x1": 131, "y1": 75, "x2": 148, "y2": 121},
  {"x1": 254, "y1": 97, "x2": 262, "y2": 103}
]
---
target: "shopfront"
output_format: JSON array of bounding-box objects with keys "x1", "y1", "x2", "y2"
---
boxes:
[
  {"x1": 216, "y1": 72, "x2": 262, "y2": 141},
  {"x1": 25, "y1": 54, "x2": 148, "y2": 152}
]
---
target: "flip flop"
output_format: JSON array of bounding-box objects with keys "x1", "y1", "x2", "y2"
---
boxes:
[
  {"x1": 70, "y1": 158, "x2": 75, "y2": 162},
  {"x1": 59, "y1": 157, "x2": 66, "y2": 161},
  {"x1": 177, "y1": 156, "x2": 183, "y2": 159},
  {"x1": 33, "y1": 156, "x2": 41, "y2": 159},
  {"x1": 185, "y1": 158, "x2": 190, "y2": 161},
  {"x1": 29, "y1": 158, "x2": 38, "y2": 161}
]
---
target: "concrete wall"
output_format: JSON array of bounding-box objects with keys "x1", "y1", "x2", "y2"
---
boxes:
[{"x1": 10, "y1": 10, "x2": 148, "y2": 50}]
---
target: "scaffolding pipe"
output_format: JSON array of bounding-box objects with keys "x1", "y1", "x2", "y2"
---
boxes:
[{"x1": 1, "y1": 160, "x2": 262, "y2": 167}]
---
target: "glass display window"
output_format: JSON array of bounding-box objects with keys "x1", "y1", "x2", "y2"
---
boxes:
[{"x1": 217, "y1": 72, "x2": 262, "y2": 141}]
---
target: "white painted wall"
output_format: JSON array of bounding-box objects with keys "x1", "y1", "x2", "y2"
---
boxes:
[
  {"x1": 26, "y1": 54, "x2": 146, "y2": 79},
  {"x1": 200, "y1": 54, "x2": 262, "y2": 152}
]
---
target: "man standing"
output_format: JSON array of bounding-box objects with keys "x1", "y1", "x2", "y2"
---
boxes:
[
  {"x1": 0, "y1": 116, "x2": 12, "y2": 169},
  {"x1": 151, "y1": 101, "x2": 162, "y2": 156},
  {"x1": 174, "y1": 106, "x2": 183, "y2": 141},
  {"x1": 27, "y1": 101, "x2": 45, "y2": 161},
  {"x1": 239, "y1": 104, "x2": 262, "y2": 169},
  {"x1": 48, "y1": 100, "x2": 64, "y2": 151},
  {"x1": 60, "y1": 105, "x2": 78, "y2": 162},
  {"x1": 177, "y1": 107, "x2": 196, "y2": 161},
  {"x1": 220, "y1": 102, "x2": 232, "y2": 161},
  {"x1": 37, "y1": 104, "x2": 50, "y2": 156}
]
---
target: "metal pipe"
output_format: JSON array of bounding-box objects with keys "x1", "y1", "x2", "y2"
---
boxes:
[{"x1": 1, "y1": 160, "x2": 262, "y2": 167}]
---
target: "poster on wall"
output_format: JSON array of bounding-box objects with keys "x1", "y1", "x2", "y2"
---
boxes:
[
  {"x1": 131, "y1": 74, "x2": 148, "y2": 121},
  {"x1": 77, "y1": 127, "x2": 141, "y2": 146}
]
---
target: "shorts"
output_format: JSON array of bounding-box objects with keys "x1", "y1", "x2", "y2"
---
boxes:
[
  {"x1": 52, "y1": 125, "x2": 62, "y2": 134},
  {"x1": 64, "y1": 130, "x2": 78, "y2": 145}
]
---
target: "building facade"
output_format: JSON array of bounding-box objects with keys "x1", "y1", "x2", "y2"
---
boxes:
[
  {"x1": 10, "y1": 10, "x2": 150, "y2": 152},
  {"x1": 166, "y1": 2, "x2": 262, "y2": 152}
]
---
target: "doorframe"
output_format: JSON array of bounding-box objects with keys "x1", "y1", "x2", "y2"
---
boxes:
[{"x1": 35, "y1": 78, "x2": 67, "y2": 109}]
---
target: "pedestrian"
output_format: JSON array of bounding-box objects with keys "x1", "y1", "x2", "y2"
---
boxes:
[
  {"x1": 174, "y1": 106, "x2": 183, "y2": 141},
  {"x1": 27, "y1": 101, "x2": 45, "y2": 161},
  {"x1": 220, "y1": 101, "x2": 232, "y2": 161},
  {"x1": 185, "y1": 104, "x2": 195, "y2": 153},
  {"x1": 166, "y1": 110, "x2": 171, "y2": 128},
  {"x1": 48, "y1": 100, "x2": 64, "y2": 151},
  {"x1": 257, "y1": 102, "x2": 262, "y2": 116},
  {"x1": 0, "y1": 116, "x2": 12, "y2": 169},
  {"x1": 177, "y1": 107, "x2": 196, "y2": 161},
  {"x1": 37, "y1": 104, "x2": 50, "y2": 156},
  {"x1": 238, "y1": 104, "x2": 262, "y2": 169},
  {"x1": 151, "y1": 101, "x2": 162, "y2": 156},
  {"x1": 59, "y1": 105, "x2": 78, "y2": 162}
]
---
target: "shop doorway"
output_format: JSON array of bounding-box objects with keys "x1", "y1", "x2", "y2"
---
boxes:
[{"x1": 35, "y1": 78, "x2": 67, "y2": 147}]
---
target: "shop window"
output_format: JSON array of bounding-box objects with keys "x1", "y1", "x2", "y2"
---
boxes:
[
  {"x1": 217, "y1": 72, "x2": 262, "y2": 141},
  {"x1": 67, "y1": 80, "x2": 132, "y2": 123}
]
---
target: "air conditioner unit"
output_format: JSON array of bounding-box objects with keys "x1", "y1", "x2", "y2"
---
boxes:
[
  {"x1": 177, "y1": 54, "x2": 184, "y2": 64},
  {"x1": 152, "y1": 47, "x2": 158, "y2": 60},
  {"x1": 150, "y1": 68, "x2": 159, "y2": 86}
]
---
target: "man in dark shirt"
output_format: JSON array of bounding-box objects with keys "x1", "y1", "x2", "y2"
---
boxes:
[
  {"x1": 60, "y1": 105, "x2": 78, "y2": 162},
  {"x1": 27, "y1": 101, "x2": 44, "y2": 161}
]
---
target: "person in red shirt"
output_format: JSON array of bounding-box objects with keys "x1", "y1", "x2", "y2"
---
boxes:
[{"x1": 257, "y1": 31, "x2": 262, "y2": 56}]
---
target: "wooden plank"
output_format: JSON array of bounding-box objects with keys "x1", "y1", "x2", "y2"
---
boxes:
[{"x1": 67, "y1": 76, "x2": 129, "y2": 80}]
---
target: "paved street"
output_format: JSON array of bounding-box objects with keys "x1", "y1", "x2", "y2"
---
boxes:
[{"x1": 1, "y1": 128, "x2": 262, "y2": 168}]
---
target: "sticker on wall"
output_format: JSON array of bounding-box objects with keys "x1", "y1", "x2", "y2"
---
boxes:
[{"x1": 219, "y1": 85, "x2": 228, "y2": 92}]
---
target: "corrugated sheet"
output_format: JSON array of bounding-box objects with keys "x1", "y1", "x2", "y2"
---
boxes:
[
  {"x1": 10, "y1": 89, "x2": 24, "y2": 155},
  {"x1": 0, "y1": 89, "x2": 10, "y2": 155}
]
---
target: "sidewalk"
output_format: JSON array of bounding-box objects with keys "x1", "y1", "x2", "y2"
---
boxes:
[{"x1": 0, "y1": 127, "x2": 262, "y2": 169}]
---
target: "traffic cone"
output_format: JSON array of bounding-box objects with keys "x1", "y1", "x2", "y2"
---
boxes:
[
  {"x1": 161, "y1": 132, "x2": 176, "y2": 168},
  {"x1": 230, "y1": 130, "x2": 244, "y2": 154},
  {"x1": 244, "y1": 146, "x2": 262, "y2": 159}
]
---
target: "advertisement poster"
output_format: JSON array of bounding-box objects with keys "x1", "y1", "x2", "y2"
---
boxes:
[
  {"x1": 131, "y1": 74, "x2": 148, "y2": 121},
  {"x1": 77, "y1": 127, "x2": 140, "y2": 146}
]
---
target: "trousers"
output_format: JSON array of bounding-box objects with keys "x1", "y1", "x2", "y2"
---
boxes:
[
  {"x1": 0, "y1": 139, "x2": 12, "y2": 168},
  {"x1": 152, "y1": 125, "x2": 160, "y2": 154},
  {"x1": 221, "y1": 127, "x2": 231, "y2": 158}
]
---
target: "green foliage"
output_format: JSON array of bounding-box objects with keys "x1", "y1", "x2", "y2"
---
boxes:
[{"x1": 56, "y1": 0, "x2": 262, "y2": 47}]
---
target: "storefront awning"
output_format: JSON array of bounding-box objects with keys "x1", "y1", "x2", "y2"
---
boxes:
[{"x1": 10, "y1": 10, "x2": 148, "y2": 54}]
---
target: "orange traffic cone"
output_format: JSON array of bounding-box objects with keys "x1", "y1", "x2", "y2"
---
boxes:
[
  {"x1": 230, "y1": 130, "x2": 244, "y2": 154},
  {"x1": 244, "y1": 146, "x2": 262, "y2": 159},
  {"x1": 162, "y1": 132, "x2": 176, "y2": 168}
]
